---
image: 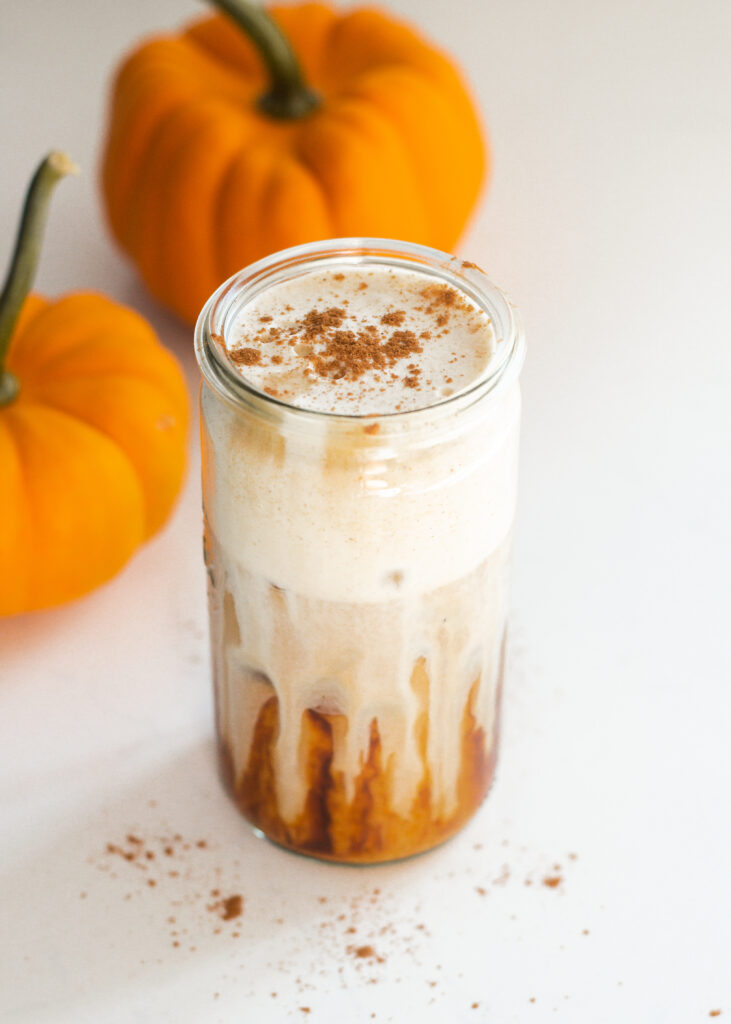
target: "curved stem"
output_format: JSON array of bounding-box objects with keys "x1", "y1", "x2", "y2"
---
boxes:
[
  {"x1": 0, "y1": 151, "x2": 79, "y2": 407},
  {"x1": 209, "y1": 0, "x2": 320, "y2": 119}
]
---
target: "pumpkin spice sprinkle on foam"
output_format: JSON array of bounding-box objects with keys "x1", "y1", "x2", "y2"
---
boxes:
[{"x1": 224, "y1": 265, "x2": 498, "y2": 415}]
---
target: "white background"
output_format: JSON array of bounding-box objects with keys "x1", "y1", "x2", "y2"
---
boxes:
[{"x1": 1, "y1": 0, "x2": 730, "y2": 1021}]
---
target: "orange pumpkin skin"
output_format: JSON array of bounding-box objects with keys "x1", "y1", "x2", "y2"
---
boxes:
[
  {"x1": 0, "y1": 293, "x2": 189, "y2": 615},
  {"x1": 101, "y1": 3, "x2": 487, "y2": 325}
]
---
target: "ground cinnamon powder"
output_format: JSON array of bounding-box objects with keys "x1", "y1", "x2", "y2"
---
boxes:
[
  {"x1": 421, "y1": 284, "x2": 458, "y2": 311},
  {"x1": 220, "y1": 894, "x2": 243, "y2": 920},
  {"x1": 380, "y1": 310, "x2": 406, "y2": 326},
  {"x1": 300, "y1": 307, "x2": 347, "y2": 338},
  {"x1": 91, "y1": 831, "x2": 586, "y2": 1015},
  {"x1": 301, "y1": 317, "x2": 423, "y2": 383},
  {"x1": 542, "y1": 875, "x2": 563, "y2": 888},
  {"x1": 95, "y1": 832, "x2": 244, "y2": 949},
  {"x1": 228, "y1": 285, "x2": 470, "y2": 394},
  {"x1": 229, "y1": 347, "x2": 261, "y2": 366},
  {"x1": 348, "y1": 944, "x2": 385, "y2": 964}
]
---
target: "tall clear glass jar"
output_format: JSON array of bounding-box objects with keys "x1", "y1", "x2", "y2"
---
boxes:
[{"x1": 195, "y1": 239, "x2": 525, "y2": 863}]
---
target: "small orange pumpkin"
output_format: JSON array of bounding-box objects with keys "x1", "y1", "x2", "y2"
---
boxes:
[
  {"x1": 101, "y1": 0, "x2": 486, "y2": 325},
  {"x1": 0, "y1": 153, "x2": 189, "y2": 616}
]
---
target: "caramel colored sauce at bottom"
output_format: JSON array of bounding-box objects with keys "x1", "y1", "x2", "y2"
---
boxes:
[{"x1": 218, "y1": 651, "x2": 504, "y2": 864}]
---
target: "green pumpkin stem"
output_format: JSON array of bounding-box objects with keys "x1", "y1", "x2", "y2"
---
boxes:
[
  {"x1": 210, "y1": 0, "x2": 321, "y2": 119},
  {"x1": 0, "y1": 151, "x2": 79, "y2": 407}
]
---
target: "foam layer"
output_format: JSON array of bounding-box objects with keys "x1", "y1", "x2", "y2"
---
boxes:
[
  {"x1": 201, "y1": 382, "x2": 520, "y2": 603},
  {"x1": 225, "y1": 265, "x2": 498, "y2": 414}
]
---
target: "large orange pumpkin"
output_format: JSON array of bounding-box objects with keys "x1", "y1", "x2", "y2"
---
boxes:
[
  {"x1": 0, "y1": 153, "x2": 189, "y2": 616},
  {"x1": 101, "y1": 0, "x2": 486, "y2": 325}
]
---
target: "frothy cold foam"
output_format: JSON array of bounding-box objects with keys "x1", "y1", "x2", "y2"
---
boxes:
[
  {"x1": 206, "y1": 262, "x2": 520, "y2": 605},
  {"x1": 225, "y1": 265, "x2": 498, "y2": 414}
]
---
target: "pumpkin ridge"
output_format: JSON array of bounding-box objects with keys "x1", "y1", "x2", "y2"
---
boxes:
[
  {"x1": 338, "y1": 66, "x2": 485, "y2": 243},
  {"x1": 181, "y1": 110, "x2": 295, "y2": 306},
  {"x1": 183, "y1": 5, "x2": 338, "y2": 95},
  {"x1": 116, "y1": 77, "x2": 231, "y2": 260},
  {"x1": 15, "y1": 395, "x2": 131, "y2": 445},
  {"x1": 324, "y1": 7, "x2": 453, "y2": 72},
  {"x1": 7, "y1": 300, "x2": 169, "y2": 384},
  {"x1": 255, "y1": 149, "x2": 288, "y2": 265},
  {"x1": 24, "y1": 367, "x2": 188, "y2": 413},
  {"x1": 25, "y1": 361, "x2": 188, "y2": 423},
  {"x1": 0, "y1": 414, "x2": 33, "y2": 611},
  {"x1": 175, "y1": 33, "x2": 260, "y2": 96},
  {"x1": 333, "y1": 74, "x2": 458, "y2": 237},
  {"x1": 10, "y1": 297, "x2": 162, "y2": 356},
  {"x1": 276, "y1": 3, "x2": 340, "y2": 89},
  {"x1": 125, "y1": 103, "x2": 204, "y2": 304},
  {"x1": 320, "y1": 91, "x2": 433, "y2": 233},
  {"x1": 288, "y1": 134, "x2": 337, "y2": 232},
  {"x1": 16, "y1": 338, "x2": 161, "y2": 379},
  {"x1": 135, "y1": 35, "x2": 253, "y2": 105},
  {"x1": 290, "y1": 134, "x2": 339, "y2": 230},
  {"x1": 211, "y1": 142, "x2": 250, "y2": 286},
  {"x1": 103, "y1": 44, "x2": 204, "y2": 238},
  {"x1": 286, "y1": 152, "x2": 336, "y2": 240},
  {"x1": 181, "y1": 16, "x2": 265, "y2": 81},
  {"x1": 129, "y1": 97, "x2": 266, "y2": 309},
  {"x1": 310, "y1": 4, "x2": 352, "y2": 93},
  {"x1": 253, "y1": 154, "x2": 332, "y2": 260},
  {"x1": 157, "y1": 102, "x2": 256, "y2": 315},
  {"x1": 212, "y1": 139, "x2": 284, "y2": 284},
  {"x1": 7, "y1": 402, "x2": 147, "y2": 608},
  {"x1": 342, "y1": 58, "x2": 466, "y2": 99},
  {"x1": 16, "y1": 397, "x2": 159, "y2": 512},
  {"x1": 295, "y1": 97, "x2": 429, "y2": 238},
  {"x1": 26, "y1": 377, "x2": 187, "y2": 538},
  {"x1": 5, "y1": 295, "x2": 50, "y2": 361}
]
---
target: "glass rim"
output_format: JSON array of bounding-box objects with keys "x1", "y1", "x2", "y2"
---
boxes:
[{"x1": 194, "y1": 237, "x2": 525, "y2": 426}]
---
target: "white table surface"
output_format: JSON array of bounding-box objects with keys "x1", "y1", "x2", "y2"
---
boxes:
[{"x1": 1, "y1": 0, "x2": 730, "y2": 1021}]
